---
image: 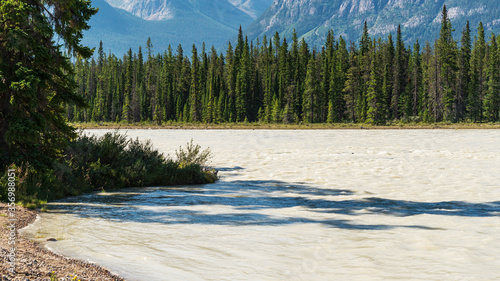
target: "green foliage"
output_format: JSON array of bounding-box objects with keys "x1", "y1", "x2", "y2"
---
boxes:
[
  {"x1": 367, "y1": 40, "x2": 385, "y2": 124},
  {"x1": 485, "y1": 34, "x2": 500, "y2": 121},
  {"x1": 69, "y1": 10, "x2": 500, "y2": 126},
  {"x1": 0, "y1": 0, "x2": 221, "y2": 207},
  {"x1": 0, "y1": 132, "x2": 217, "y2": 205},
  {"x1": 175, "y1": 139, "x2": 213, "y2": 167},
  {"x1": 67, "y1": 132, "x2": 216, "y2": 190},
  {"x1": 0, "y1": 0, "x2": 97, "y2": 170},
  {"x1": 437, "y1": 5, "x2": 459, "y2": 122},
  {"x1": 246, "y1": 0, "x2": 500, "y2": 54}
]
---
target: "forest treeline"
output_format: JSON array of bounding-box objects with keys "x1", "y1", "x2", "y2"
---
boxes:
[
  {"x1": 1, "y1": 0, "x2": 219, "y2": 206},
  {"x1": 69, "y1": 6, "x2": 500, "y2": 125}
]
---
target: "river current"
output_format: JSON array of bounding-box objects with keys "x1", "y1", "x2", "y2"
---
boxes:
[{"x1": 23, "y1": 129, "x2": 500, "y2": 280}]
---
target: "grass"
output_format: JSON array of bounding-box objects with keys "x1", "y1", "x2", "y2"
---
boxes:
[{"x1": 70, "y1": 121, "x2": 500, "y2": 130}]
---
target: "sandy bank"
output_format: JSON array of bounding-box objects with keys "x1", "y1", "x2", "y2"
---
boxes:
[{"x1": 0, "y1": 203, "x2": 125, "y2": 280}]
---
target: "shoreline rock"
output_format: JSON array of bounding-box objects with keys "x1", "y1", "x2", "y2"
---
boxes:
[{"x1": 0, "y1": 203, "x2": 125, "y2": 280}]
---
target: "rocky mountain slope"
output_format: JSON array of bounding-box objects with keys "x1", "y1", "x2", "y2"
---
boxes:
[
  {"x1": 82, "y1": 0, "x2": 273, "y2": 55},
  {"x1": 103, "y1": 0, "x2": 255, "y2": 28},
  {"x1": 228, "y1": 0, "x2": 274, "y2": 19},
  {"x1": 246, "y1": 0, "x2": 500, "y2": 46}
]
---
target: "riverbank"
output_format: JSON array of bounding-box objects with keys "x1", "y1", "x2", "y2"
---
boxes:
[
  {"x1": 0, "y1": 203, "x2": 125, "y2": 280},
  {"x1": 71, "y1": 121, "x2": 500, "y2": 130}
]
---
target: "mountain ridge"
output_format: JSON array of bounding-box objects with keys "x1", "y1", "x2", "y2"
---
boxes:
[
  {"x1": 228, "y1": 0, "x2": 274, "y2": 19},
  {"x1": 82, "y1": 0, "x2": 273, "y2": 55},
  {"x1": 246, "y1": 0, "x2": 500, "y2": 46}
]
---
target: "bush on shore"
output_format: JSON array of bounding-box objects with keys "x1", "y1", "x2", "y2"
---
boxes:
[{"x1": 0, "y1": 132, "x2": 217, "y2": 207}]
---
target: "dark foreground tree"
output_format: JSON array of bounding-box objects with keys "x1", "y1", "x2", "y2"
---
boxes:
[{"x1": 0, "y1": 0, "x2": 97, "y2": 169}]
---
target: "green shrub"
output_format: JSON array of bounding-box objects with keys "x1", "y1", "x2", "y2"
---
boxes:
[
  {"x1": 175, "y1": 139, "x2": 213, "y2": 167},
  {"x1": 0, "y1": 132, "x2": 217, "y2": 206}
]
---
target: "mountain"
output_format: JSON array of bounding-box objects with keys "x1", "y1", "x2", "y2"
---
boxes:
[
  {"x1": 228, "y1": 0, "x2": 275, "y2": 19},
  {"x1": 82, "y1": 0, "x2": 272, "y2": 55},
  {"x1": 103, "y1": 0, "x2": 256, "y2": 28},
  {"x1": 246, "y1": 0, "x2": 500, "y2": 46},
  {"x1": 105, "y1": 0, "x2": 175, "y2": 20}
]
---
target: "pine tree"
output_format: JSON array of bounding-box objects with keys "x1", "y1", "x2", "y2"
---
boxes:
[
  {"x1": 485, "y1": 34, "x2": 500, "y2": 121},
  {"x1": 174, "y1": 44, "x2": 186, "y2": 121},
  {"x1": 358, "y1": 21, "x2": 371, "y2": 122},
  {"x1": 469, "y1": 22, "x2": 487, "y2": 121},
  {"x1": 273, "y1": 32, "x2": 281, "y2": 60},
  {"x1": 0, "y1": 0, "x2": 97, "y2": 168},
  {"x1": 367, "y1": 40, "x2": 384, "y2": 124},
  {"x1": 190, "y1": 44, "x2": 201, "y2": 122},
  {"x1": 428, "y1": 41, "x2": 441, "y2": 122},
  {"x1": 437, "y1": 5, "x2": 458, "y2": 121},
  {"x1": 382, "y1": 34, "x2": 395, "y2": 120},
  {"x1": 344, "y1": 43, "x2": 360, "y2": 122},
  {"x1": 326, "y1": 101, "x2": 334, "y2": 123},
  {"x1": 458, "y1": 21, "x2": 472, "y2": 121},
  {"x1": 290, "y1": 29, "x2": 301, "y2": 119},
  {"x1": 392, "y1": 25, "x2": 407, "y2": 120},
  {"x1": 235, "y1": 26, "x2": 245, "y2": 67},
  {"x1": 332, "y1": 37, "x2": 349, "y2": 122},
  {"x1": 297, "y1": 38, "x2": 311, "y2": 119},
  {"x1": 303, "y1": 59, "x2": 319, "y2": 123},
  {"x1": 67, "y1": 18, "x2": 500, "y2": 127},
  {"x1": 122, "y1": 49, "x2": 134, "y2": 122},
  {"x1": 235, "y1": 38, "x2": 251, "y2": 121},
  {"x1": 271, "y1": 98, "x2": 281, "y2": 123},
  {"x1": 360, "y1": 21, "x2": 371, "y2": 56},
  {"x1": 144, "y1": 37, "x2": 154, "y2": 121},
  {"x1": 98, "y1": 41, "x2": 105, "y2": 72},
  {"x1": 320, "y1": 30, "x2": 335, "y2": 122},
  {"x1": 225, "y1": 42, "x2": 236, "y2": 122},
  {"x1": 136, "y1": 46, "x2": 147, "y2": 121},
  {"x1": 409, "y1": 41, "x2": 423, "y2": 118}
]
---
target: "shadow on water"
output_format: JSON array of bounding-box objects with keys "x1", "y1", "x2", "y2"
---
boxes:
[
  {"x1": 216, "y1": 166, "x2": 246, "y2": 172},
  {"x1": 49, "y1": 179, "x2": 500, "y2": 231}
]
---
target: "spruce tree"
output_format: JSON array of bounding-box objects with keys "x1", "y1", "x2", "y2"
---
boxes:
[
  {"x1": 437, "y1": 5, "x2": 458, "y2": 122},
  {"x1": 358, "y1": 22, "x2": 371, "y2": 122},
  {"x1": 333, "y1": 37, "x2": 349, "y2": 122},
  {"x1": 122, "y1": 48, "x2": 134, "y2": 122},
  {"x1": 367, "y1": 40, "x2": 384, "y2": 124},
  {"x1": 344, "y1": 43, "x2": 360, "y2": 122},
  {"x1": 458, "y1": 21, "x2": 472, "y2": 121},
  {"x1": 485, "y1": 34, "x2": 500, "y2": 121},
  {"x1": 190, "y1": 44, "x2": 201, "y2": 122},
  {"x1": 409, "y1": 41, "x2": 423, "y2": 118},
  {"x1": 297, "y1": 38, "x2": 311, "y2": 119},
  {"x1": 392, "y1": 25, "x2": 407, "y2": 120},
  {"x1": 469, "y1": 22, "x2": 487, "y2": 121},
  {"x1": 225, "y1": 42, "x2": 236, "y2": 122},
  {"x1": 0, "y1": 0, "x2": 97, "y2": 168},
  {"x1": 382, "y1": 34, "x2": 395, "y2": 120},
  {"x1": 67, "y1": 16, "x2": 500, "y2": 126},
  {"x1": 303, "y1": 59, "x2": 319, "y2": 123}
]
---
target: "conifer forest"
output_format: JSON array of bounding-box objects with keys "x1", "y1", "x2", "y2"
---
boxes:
[{"x1": 70, "y1": 7, "x2": 500, "y2": 125}]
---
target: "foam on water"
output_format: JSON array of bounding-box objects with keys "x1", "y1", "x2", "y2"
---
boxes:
[{"x1": 22, "y1": 130, "x2": 500, "y2": 280}]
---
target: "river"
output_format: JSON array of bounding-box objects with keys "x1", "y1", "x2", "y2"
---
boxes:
[{"x1": 22, "y1": 129, "x2": 500, "y2": 280}]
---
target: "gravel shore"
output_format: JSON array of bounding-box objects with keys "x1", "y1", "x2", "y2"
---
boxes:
[{"x1": 0, "y1": 203, "x2": 125, "y2": 280}]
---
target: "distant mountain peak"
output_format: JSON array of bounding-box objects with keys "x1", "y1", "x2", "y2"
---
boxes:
[
  {"x1": 228, "y1": 0, "x2": 274, "y2": 19},
  {"x1": 246, "y1": 0, "x2": 500, "y2": 47},
  {"x1": 105, "y1": 0, "x2": 174, "y2": 21},
  {"x1": 85, "y1": 0, "x2": 273, "y2": 55},
  {"x1": 104, "y1": 0, "x2": 274, "y2": 22}
]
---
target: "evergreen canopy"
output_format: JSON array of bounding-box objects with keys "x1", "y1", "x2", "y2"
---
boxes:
[
  {"x1": 71, "y1": 6, "x2": 500, "y2": 126},
  {"x1": 0, "y1": 0, "x2": 97, "y2": 169}
]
